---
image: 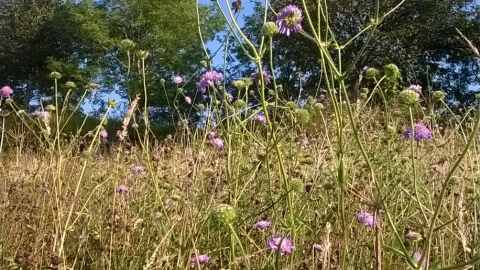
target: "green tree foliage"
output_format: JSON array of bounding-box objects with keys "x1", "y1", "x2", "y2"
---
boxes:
[{"x1": 230, "y1": 0, "x2": 480, "y2": 105}]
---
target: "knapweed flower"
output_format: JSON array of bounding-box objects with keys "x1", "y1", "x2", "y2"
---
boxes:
[
  {"x1": 252, "y1": 113, "x2": 267, "y2": 125},
  {"x1": 130, "y1": 165, "x2": 146, "y2": 175},
  {"x1": 190, "y1": 254, "x2": 210, "y2": 265},
  {"x1": 0, "y1": 86, "x2": 13, "y2": 98},
  {"x1": 413, "y1": 251, "x2": 428, "y2": 269},
  {"x1": 116, "y1": 185, "x2": 128, "y2": 194},
  {"x1": 251, "y1": 69, "x2": 272, "y2": 85},
  {"x1": 173, "y1": 76, "x2": 183, "y2": 84},
  {"x1": 99, "y1": 130, "x2": 108, "y2": 139},
  {"x1": 197, "y1": 71, "x2": 223, "y2": 93},
  {"x1": 276, "y1": 5, "x2": 303, "y2": 36},
  {"x1": 185, "y1": 96, "x2": 192, "y2": 104},
  {"x1": 408, "y1": 84, "x2": 422, "y2": 94},
  {"x1": 403, "y1": 123, "x2": 432, "y2": 141},
  {"x1": 253, "y1": 219, "x2": 271, "y2": 229},
  {"x1": 357, "y1": 211, "x2": 376, "y2": 228},
  {"x1": 210, "y1": 138, "x2": 224, "y2": 149},
  {"x1": 267, "y1": 236, "x2": 293, "y2": 255}
]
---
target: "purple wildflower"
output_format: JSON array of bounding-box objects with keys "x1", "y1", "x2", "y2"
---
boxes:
[
  {"x1": 276, "y1": 5, "x2": 303, "y2": 36},
  {"x1": 357, "y1": 211, "x2": 376, "y2": 228},
  {"x1": 253, "y1": 220, "x2": 271, "y2": 229},
  {"x1": 116, "y1": 185, "x2": 129, "y2": 194},
  {"x1": 301, "y1": 138, "x2": 309, "y2": 149},
  {"x1": 313, "y1": 243, "x2": 324, "y2": 252},
  {"x1": 408, "y1": 84, "x2": 422, "y2": 94},
  {"x1": 173, "y1": 76, "x2": 183, "y2": 84},
  {"x1": 403, "y1": 123, "x2": 432, "y2": 141},
  {"x1": 196, "y1": 71, "x2": 223, "y2": 93},
  {"x1": 207, "y1": 131, "x2": 217, "y2": 139},
  {"x1": 210, "y1": 138, "x2": 224, "y2": 149},
  {"x1": 185, "y1": 96, "x2": 192, "y2": 104},
  {"x1": 267, "y1": 236, "x2": 293, "y2": 255},
  {"x1": 99, "y1": 130, "x2": 108, "y2": 139},
  {"x1": 251, "y1": 69, "x2": 272, "y2": 85},
  {"x1": 252, "y1": 113, "x2": 267, "y2": 125},
  {"x1": 413, "y1": 251, "x2": 428, "y2": 269},
  {"x1": 0, "y1": 86, "x2": 13, "y2": 98},
  {"x1": 190, "y1": 254, "x2": 210, "y2": 265},
  {"x1": 130, "y1": 165, "x2": 146, "y2": 175}
]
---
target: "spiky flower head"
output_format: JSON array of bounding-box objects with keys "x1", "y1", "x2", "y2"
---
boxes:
[
  {"x1": 357, "y1": 211, "x2": 376, "y2": 228},
  {"x1": 262, "y1": 21, "x2": 279, "y2": 36},
  {"x1": 252, "y1": 113, "x2": 267, "y2": 125},
  {"x1": 267, "y1": 236, "x2": 293, "y2": 255},
  {"x1": 253, "y1": 220, "x2": 271, "y2": 229},
  {"x1": 197, "y1": 71, "x2": 223, "y2": 93},
  {"x1": 210, "y1": 138, "x2": 224, "y2": 150},
  {"x1": 212, "y1": 204, "x2": 238, "y2": 227},
  {"x1": 403, "y1": 123, "x2": 432, "y2": 141},
  {"x1": 50, "y1": 71, "x2": 62, "y2": 80},
  {"x1": 173, "y1": 76, "x2": 183, "y2": 84},
  {"x1": 251, "y1": 69, "x2": 272, "y2": 85},
  {"x1": 190, "y1": 254, "x2": 211, "y2": 265},
  {"x1": 290, "y1": 178, "x2": 303, "y2": 193},
  {"x1": 99, "y1": 130, "x2": 108, "y2": 139},
  {"x1": 365, "y1": 68, "x2": 381, "y2": 79},
  {"x1": 398, "y1": 89, "x2": 419, "y2": 107},
  {"x1": 408, "y1": 84, "x2": 422, "y2": 94},
  {"x1": 383, "y1": 64, "x2": 401, "y2": 80},
  {"x1": 294, "y1": 109, "x2": 311, "y2": 124},
  {"x1": 433, "y1": 91, "x2": 446, "y2": 102},
  {"x1": 276, "y1": 5, "x2": 303, "y2": 36},
  {"x1": 120, "y1": 39, "x2": 135, "y2": 50},
  {"x1": 65, "y1": 81, "x2": 76, "y2": 89},
  {"x1": 0, "y1": 86, "x2": 13, "y2": 98}
]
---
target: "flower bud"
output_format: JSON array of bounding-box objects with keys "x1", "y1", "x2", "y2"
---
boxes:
[
  {"x1": 365, "y1": 68, "x2": 380, "y2": 79},
  {"x1": 120, "y1": 39, "x2": 135, "y2": 50},
  {"x1": 262, "y1": 22, "x2": 279, "y2": 36},
  {"x1": 108, "y1": 98, "x2": 117, "y2": 108},
  {"x1": 433, "y1": 91, "x2": 446, "y2": 102},
  {"x1": 212, "y1": 204, "x2": 238, "y2": 228},
  {"x1": 136, "y1": 50, "x2": 149, "y2": 59},
  {"x1": 398, "y1": 90, "x2": 419, "y2": 107},
  {"x1": 294, "y1": 109, "x2": 311, "y2": 124},
  {"x1": 65, "y1": 81, "x2": 76, "y2": 88},
  {"x1": 46, "y1": 104, "x2": 56, "y2": 111},
  {"x1": 383, "y1": 64, "x2": 401, "y2": 80},
  {"x1": 50, "y1": 72, "x2": 62, "y2": 80}
]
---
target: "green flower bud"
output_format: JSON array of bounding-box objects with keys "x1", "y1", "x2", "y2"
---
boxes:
[
  {"x1": 108, "y1": 98, "x2": 117, "y2": 108},
  {"x1": 405, "y1": 230, "x2": 423, "y2": 242},
  {"x1": 65, "y1": 81, "x2": 76, "y2": 88},
  {"x1": 171, "y1": 194, "x2": 181, "y2": 201},
  {"x1": 160, "y1": 79, "x2": 165, "y2": 85},
  {"x1": 200, "y1": 60, "x2": 208, "y2": 67},
  {"x1": 383, "y1": 64, "x2": 401, "y2": 80},
  {"x1": 433, "y1": 91, "x2": 446, "y2": 102},
  {"x1": 276, "y1": 85, "x2": 283, "y2": 92},
  {"x1": 301, "y1": 157, "x2": 315, "y2": 165},
  {"x1": 319, "y1": 94, "x2": 326, "y2": 101},
  {"x1": 359, "y1": 93, "x2": 368, "y2": 99},
  {"x1": 176, "y1": 88, "x2": 183, "y2": 94},
  {"x1": 46, "y1": 104, "x2": 56, "y2": 111},
  {"x1": 449, "y1": 176, "x2": 460, "y2": 185},
  {"x1": 365, "y1": 68, "x2": 380, "y2": 79},
  {"x1": 50, "y1": 71, "x2": 62, "y2": 80},
  {"x1": 314, "y1": 103, "x2": 324, "y2": 113},
  {"x1": 286, "y1": 101, "x2": 298, "y2": 110},
  {"x1": 361, "y1": 88, "x2": 369, "y2": 94},
  {"x1": 136, "y1": 50, "x2": 149, "y2": 59},
  {"x1": 307, "y1": 96, "x2": 315, "y2": 105},
  {"x1": 233, "y1": 99, "x2": 246, "y2": 109},
  {"x1": 386, "y1": 125, "x2": 396, "y2": 135},
  {"x1": 268, "y1": 89, "x2": 276, "y2": 96},
  {"x1": 262, "y1": 22, "x2": 279, "y2": 36},
  {"x1": 212, "y1": 204, "x2": 238, "y2": 228},
  {"x1": 294, "y1": 108, "x2": 311, "y2": 124},
  {"x1": 120, "y1": 39, "x2": 136, "y2": 50},
  {"x1": 203, "y1": 168, "x2": 216, "y2": 177},
  {"x1": 232, "y1": 78, "x2": 253, "y2": 90},
  {"x1": 197, "y1": 104, "x2": 205, "y2": 110},
  {"x1": 323, "y1": 183, "x2": 334, "y2": 190},
  {"x1": 398, "y1": 90, "x2": 419, "y2": 107},
  {"x1": 5, "y1": 98, "x2": 13, "y2": 105},
  {"x1": 160, "y1": 182, "x2": 172, "y2": 190},
  {"x1": 290, "y1": 178, "x2": 303, "y2": 193},
  {"x1": 86, "y1": 83, "x2": 100, "y2": 89}
]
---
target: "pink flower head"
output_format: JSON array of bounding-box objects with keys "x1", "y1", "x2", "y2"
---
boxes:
[
  {"x1": 267, "y1": 236, "x2": 293, "y2": 255},
  {"x1": 207, "y1": 131, "x2": 217, "y2": 139},
  {"x1": 0, "y1": 86, "x2": 13, "y2": 98},
  {"x1": 253, "y1": 219, "x2": 271, "y2": 229},
  {"x1": 185, "y1": 96, "x2": 192, "y2": 104},
  {"x1": 190, "y1": 254, "x2": 210, "y2": 265},
  {"x1": 408, "y1": 84, "x2": 422, "y2": 94},
  {"x1": 196, "y1": 71, "x2": 223, "y2": 93},
  {"x1": 210, "y1": 138, "x2": 224, "y2": 149},
  {"x1": 413, "y1": 251, "x2": 428, "y2": 269},
  {"x1": 99, "y1": 130, "x2": 108, "y2": 139},
  {"x1": 251, "y1": 69, "x2": 272, "y2": 85},
  {"x1": 173, "y1": 76, "x2": 183, "y2": 84},
  {"x1": 276, "y1": 5, "x2": 303, "y2": 36},
  {"x1": 252, "y1": 113, "x2": 267, "y2": 125},
  {"x1": 357, "y1": 211, "x2": 376, "y2": 228},
  {"x1": 116, "y1": 185, "x2": 128, "y2": 194},
  {"x1": 403, "y1": 123, "x2": 432, "y2": 141},
  {"x1": 301, "y1": 138, "x2": 309, "y2": 149},
  {"x1": 130, "y1": 164, "x2": 146, "y2": 175},
  {"x1": 313, "y1": 243, "x2": 324, "y2": 252}
]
